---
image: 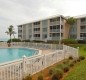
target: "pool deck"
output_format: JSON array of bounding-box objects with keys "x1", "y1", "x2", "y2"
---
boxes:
[{"x1": 0, "y1": 46, "x2": 55, "y2": 54}]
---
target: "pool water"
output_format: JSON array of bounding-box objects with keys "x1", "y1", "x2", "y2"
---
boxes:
[{"x1": 0, "y1": 48, "x2": 37, "y2": 63}]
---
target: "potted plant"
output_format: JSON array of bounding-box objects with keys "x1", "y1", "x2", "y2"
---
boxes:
[{"x1": 7, "y1": 40, "x2": 11, "y2": 47}]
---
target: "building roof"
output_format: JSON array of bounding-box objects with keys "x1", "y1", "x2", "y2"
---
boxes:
[
  {"x1": 74, "y1": 14, "x2": 86, "y2": 19},
  {"x1": 18, "y1": 14, "x2": 66, "y2": 26}
]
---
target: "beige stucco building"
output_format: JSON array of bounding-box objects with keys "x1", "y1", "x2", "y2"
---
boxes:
[{"x1": 18, "y1": 14, "x2": 86, "y2": 41}]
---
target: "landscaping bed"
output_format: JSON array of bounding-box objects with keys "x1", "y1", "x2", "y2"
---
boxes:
[{"x1": 23, "y1": 55, "x2": 85, "y2": 80}]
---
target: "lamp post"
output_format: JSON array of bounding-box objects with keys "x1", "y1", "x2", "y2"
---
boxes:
[{"x1": 59, "y1": 16, "x2": 62, "y2": 49}]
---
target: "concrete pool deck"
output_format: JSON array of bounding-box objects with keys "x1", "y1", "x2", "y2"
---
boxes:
[{"x1": 0, "y1": 46, "x2": 55, "y2": 55}]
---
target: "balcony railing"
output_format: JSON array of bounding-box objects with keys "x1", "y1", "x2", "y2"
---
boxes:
[
  {"x1": 34, "y1": 31, "x2": 40, "y2": 33},
  {"x1": 34, "y1": 37, "x2": 40, "y2": 40},
  {"x1": 18, "y1": 27, "x2": 22, "y2": 30},
  {"x1": 33, "y1": 25, "x2": 40, "y2": 28},
  {"x1": 50, "y1": 21, "x2": 63, "y2": 26},
  {"x1": 50, "y1": 29, "x2": 63, "y2": 32},
  {"x1": 81, "y1": 21, "x2": 86, "y2": 25},
  {"x1": 50, "y1": 21, "x2": 60, "y2": 25},
  {"x1": 50, "y1": 37, "x2": 63, "y2": 40},
  {"x1": 80, "y1": 29, "x2": 86, "y2": 32}
]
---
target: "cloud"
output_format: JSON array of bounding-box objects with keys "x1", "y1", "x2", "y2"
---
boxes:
[{"x1": 0, "y1": 0, "x2": 86, "y2": 39}]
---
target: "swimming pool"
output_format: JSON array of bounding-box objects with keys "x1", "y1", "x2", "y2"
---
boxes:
[{"x1": 0, "y1": 48, "x2": 37, "y2": 63}]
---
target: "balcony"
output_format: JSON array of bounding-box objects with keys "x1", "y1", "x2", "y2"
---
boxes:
[
  {"x1": 34, "y1": 37, "x2": 40, "y2": 40},
  {"x1": 50, "y1": 29, "x2": 63, "y2": 33},
  {"x1": 18, "y1": 27, "x2": 22, "y2": 30},
  {"x1": 50, "y1": 21, "x2": 60, "y2": 26},
  {"x1": 34, "y1": 31, "x2": 40, "y2": 33},
  {"x1": 81, "y1": 21, "x2": 86, "y2": 25},
  {"x1": 33, "y1": 25, "x2": 40, "y2": 28},
  {"x1": 49, "y1": 37, "x2": 63, "y2": 40},
  {"x1": 80, "y1": 29, "x2": 86, "y2": 33}
]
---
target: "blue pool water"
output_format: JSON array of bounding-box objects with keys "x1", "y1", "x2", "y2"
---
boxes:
[{"x1": 0, "y1": 48, "x2": 37, "y2": 63}]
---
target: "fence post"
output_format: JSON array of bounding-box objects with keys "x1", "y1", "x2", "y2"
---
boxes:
[
  {"x1": 22, "y1": 55, "x2": 26, "y2": 79},
  {"x1": 62, "y1": 43, "x2": 65, "y2": 59},
  {"x1": 77, "y1": 47, "x2": 79, "y2": 58},
  {"x1": 44, "y1": 54, "x2": 46, "y2": 68}
]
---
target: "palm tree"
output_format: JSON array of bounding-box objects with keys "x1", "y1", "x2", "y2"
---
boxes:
[
  {"x1": 66, "y1": 17, "x2": 76, "y2": 38},
  {"x1": 5, "y1": 25, "x2": 16, "y2": 43}
]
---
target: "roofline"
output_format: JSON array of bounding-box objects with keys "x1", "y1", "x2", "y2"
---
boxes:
[
  {"x1": 18, "y1": 14, "x2": 66, "y2": 26},
  {"x1": 74, "y1": 14, "x2": 86, "y2": 19}
]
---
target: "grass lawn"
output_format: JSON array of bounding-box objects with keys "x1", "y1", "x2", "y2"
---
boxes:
[{"x1": 64, "y1": 44, "x2": 86, "y2": 80}]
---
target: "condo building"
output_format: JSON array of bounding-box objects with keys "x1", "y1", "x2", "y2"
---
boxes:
[{"x1": 18, "y1": 14, "x2": 86, "y2": 41}]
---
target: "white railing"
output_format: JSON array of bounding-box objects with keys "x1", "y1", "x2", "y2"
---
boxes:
[{"x1": 0, "y1": 42, "x2": 79, "y2": 80}]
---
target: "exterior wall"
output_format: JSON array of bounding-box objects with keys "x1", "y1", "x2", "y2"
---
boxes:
[
  {"x1": 18, "y1": 15, "x2": 86, "y2": 41},
  {"x1": 42, "y1": 20, "x2": 48, "y2": 40},
  {"x1": 77, "y1": 19, "x2": 80, "y2": 39}
]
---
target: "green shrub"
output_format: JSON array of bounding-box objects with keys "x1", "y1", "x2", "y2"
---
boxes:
[
  {"x1": 52, "y1": 69, "x2": 63, "y2": 80},
  {"x1": 62, "y1": 65, "x2": 70, "y2": 73},
  {"x1": 69, "y1": 56, "x2": 73, "y2": 60},
  {"x1": 22, "y1": 40, "x2": 30, "y2": 42},
  {"x1": 78, "y1": 40, "x2": 86, "y2": 44},
  {"x1": 7, "y1": 38, "x2": 21, "y2": 43},
  {"x1": 37, "y1": 75, "x2": 44, "y2": 80},
  {"x1": 69, "y1": 62, "x2": 74, "y2": 67},
  {"x1": 23, "y1": 74, "x2": 32, "y2": 80},
  {"x1": 79, "y1": 56, "x2": 85, "y2": 60},
  {"x1": 56, "y1": 64, "x2": 64, "y2": 70},
  {"x1": 63, "y1": 60, "x2": 69, "y2": 64},
  {"x1": 49, "y1": 68, "x2": 54, "y2": 75},
  {"x1": 77, "y1": 58, "x2": 81, "y2": 62},
  {"x1": 73, "y1": 60, "x2": 77, "y2": 64},
  {"x1": 61, "y1": 39, "x2": 78, "y2": 44},
  {"x1": 47, "y1": 40, "x2": 59, "y2": 44}
]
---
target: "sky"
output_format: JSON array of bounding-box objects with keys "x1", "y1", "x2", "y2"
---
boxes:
[{"x1": 0, "y1": 0, "x2": 86, "y2": 40}]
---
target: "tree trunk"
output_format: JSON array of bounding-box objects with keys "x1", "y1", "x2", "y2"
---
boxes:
[{"x1": 13, "y1": 34, "x2": 15, "y2": 38}]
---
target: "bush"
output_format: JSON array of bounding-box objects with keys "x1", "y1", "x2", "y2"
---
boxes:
[
  {"x1": 56, "y1": 64, "x2": 64, "y2": 69},
  {"x1": 47, "y1": 40, "x2": 59, "y2": 44},
  {"x1": 32, "y1": 40, "x2": 44, "y2": 43},
  {"x1": 73, "y1": 60, "x2": 77, "y2": 64},
  {"x1": 62, "y1": 65, "x2": 70, "y2": 73},
  {"x1": 69, "y1": 56, "x2": 73, "y2": 60},
  {"x1": 37, "y1": 75, "x2": 44, "y2": 80},
  {"x1": 77, "y1": 58, "x2": 81, "y2": 62},
  {"x1": 49, "y1": 68, "x2": 54, "y2": 75},
  {"x1": 23, "y1": 74, "x2": 32, "y2": 80},
  {"x1": 63, "y1": 60, "x2": 69, "y2": 64},
  {"x1": 79, "y1": 56, "x2": 85, "y2": 60},
  {"x1": 52, "y1": 69, "x2": 63, "y2": 80},
  {"x1": 22, "y1": 40, "x2": 30, "y2": 42},
  {"x1": 61, "y1": 39, "x2": 78, "y2": 44},
  {"x1": 69, "y1": 63, "x2": 74, "y2": 67},
  {"x1": 78, "y1": 40, "x2": 86, "y2": 44},
  {"x1": 7, "y1": 38, "x2": 21, "y2": 43}
]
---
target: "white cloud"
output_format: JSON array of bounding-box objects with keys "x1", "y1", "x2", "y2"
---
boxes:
[{"x1": 0, "y1": 0, "x2": 86, "y2": 39}]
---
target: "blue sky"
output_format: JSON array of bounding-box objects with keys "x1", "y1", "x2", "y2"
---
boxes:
[{"x1": 0, "y1": 0, "x2": 86, "y2": 39}]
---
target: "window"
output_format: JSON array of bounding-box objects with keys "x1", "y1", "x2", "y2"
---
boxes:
[
  {"x1": 80, "y1": 26, "x2": 86, "y2": 29},
  {"x1": 43, "y1": 34, "x2": 47, "y2": 38},
  {"x1": 18, "y1": 25, "x2": 22, "y2": 28},
  {"x1": 50, "y1": 17, "x2": 60, "y2": 22},
  {"x1": 43, "y1": 28, "x2": 47, "y2": 32},
  {"x1": 18, "y1": 30, "x2": 22, "y2": 33},
  {"x1": 80, "y1": 33, "x2": 86, "y2": 37},
  {"x1": 34, "y1": 34, "x2": 40, "y2": 37},
  {"x1": 18, "y1": 35, "x2": 22, "y2": 37},
  {"x1": 34, "y1": 28, "x2": 40, "y2": 31},
  {"x1": 34, "y1": 22, "x2": 40, "y2": 25},
  {"x1": 81, "y1": 18, "x2": 86, "y2": 22}
]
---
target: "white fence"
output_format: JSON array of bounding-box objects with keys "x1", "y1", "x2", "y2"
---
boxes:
[{"x1": 0, "y1": 42, "x2": 79, "y2": 80}]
